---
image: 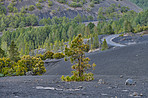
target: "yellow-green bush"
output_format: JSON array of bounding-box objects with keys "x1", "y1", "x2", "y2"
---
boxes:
[
  {"x1": 44, "y1": 51, "x2": 54, "y2": 59},
  {"x1": 61, "y1": 72, "x2": 94, "y2": 82},
  {"x1": 0, "y1": 58, "x2": 16, "y2": 76},
  {"x1": 36, "y1": 54, "x2": 46, "y2": 60},
  {"x1": 17, "y1": 55, "x2": 46, "y2": 75},
  {"x1": 0, "y1": 56, "x2": 46, "y2": 76},
  {"x1": 53, "y1": 53, "x2": 65, "y2": 59}
]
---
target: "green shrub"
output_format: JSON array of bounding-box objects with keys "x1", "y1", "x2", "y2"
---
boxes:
[
  {"x1": 51, "y1": 10, "x2": 56, "y2": 14},
  {"x1": 44, "y1": 51, "x2": 54, "y2": 59},
  {"x1": 57, "y1": 0, "x2": 66, "y2": 4},
  {"x1": 48, "y1": 0, "x2": 53, "y2": 6},
  {"x1": 0, "y1": 58, "x2": 16, "y2": 76},
  {"x1": 28, "y1": 5, "x2": 35, "y2": 11},
  {"x1": 119, "y1": 34, "x2": 124, "y2": 37},
  {"x1": 17, "y1": 55, "x2": 46, "y2": 75},
  {"x1": 36, "y1": 3, "x2": 42, "y2": 10},
  {"x1": 53, "y1": 53, "x2": 65, "y2": 59},
  {"x1": 36, "y1": 54, "x2": 46, "y2": 60},
  {"x1": 61, "y1": 34, "x2": 96, "y2": 82},
  {"x1": 89, "y1": 2, "x2": 94, "y2": 7},
  {"x1": 12, "y1": 0, "x2": 17, "y2": 3},
  {"x1": 7, "y1": 3, "x2": 14, "y2": 12},
  {"x1": 69, "y1": 2, "x2": 82, "y2": 8},
  {"x1": 39, "y1": 0, "x2": 43, "y2": 3},
  {"x1": 0, "y1": 3, "x2": 6, "y2": 15},
  {"x1": 101, "y1": 39, "x2": 108, "y2": 51}
]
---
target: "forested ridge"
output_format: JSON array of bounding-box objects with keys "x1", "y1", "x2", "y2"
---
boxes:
[
  {"x1": 0, "y1": 9, "x2": 148, "y2": 57},
  {"x1": 0, "y1": 0, "x2": 147, "y2": 77},
  {"x1": 129, "y1": 0, "x2": 148, "y2": 10}
]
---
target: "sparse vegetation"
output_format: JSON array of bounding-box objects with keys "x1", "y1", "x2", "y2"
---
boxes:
[
  {"x1": 101, "y1": 39, "x2": 108, "y2": 51},
  {"x1": 61, "y1": 34, "x2": 96, "y2": 81},
  {"x1": 36, "y1": 3, "x2": 42, "y2": 10},
  {"x1": 0, "y1": 0, "x2": 147, "y2": 78},
  {"x1": 129, "y1": 0, "x2": 148, "y2": 10},
  {"x1": 28, "y1": 5, "x2": 35, "y2": 11}
]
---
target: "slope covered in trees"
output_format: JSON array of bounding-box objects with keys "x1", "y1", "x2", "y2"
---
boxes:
[
  {"x1": 0, "y1": 9, "x2": 148, "y2": 57},
  {"x1": 129, "y1": 0, "x2": 148, "y2": 10}
]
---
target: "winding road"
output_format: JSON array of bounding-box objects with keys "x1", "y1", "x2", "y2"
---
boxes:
[{"x1": 101, "y1": 34, "x2": 126, "y2": 47}]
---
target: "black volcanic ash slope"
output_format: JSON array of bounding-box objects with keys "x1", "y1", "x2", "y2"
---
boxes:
[{"x1": 45, "y1": 42, "x2": 148, "y2": 76}]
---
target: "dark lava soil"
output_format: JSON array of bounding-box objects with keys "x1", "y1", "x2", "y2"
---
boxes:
[
  {"x1": 112, "y1": 34, "x2": 148, "y2": 45},
  {"x1": 0, "y1": 75, "x2": 148, "y2": 98},
  {"x1": 1, "y1": 35, "x2": 148, "y2": 98}
]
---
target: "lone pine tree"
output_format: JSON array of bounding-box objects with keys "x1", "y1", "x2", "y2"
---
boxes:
[
  {"x1": 0, "y1": 47, "x2": 5, "y2": 58},
  {"x1": 101, "y1": 39, "x2": 108, "y2": 51},
  {"x1": 8, "y1": 41, "x2": 20, "y2": 62},
  {"x1": 61, "y1": 34, "x2": 96, "y2": 81}
]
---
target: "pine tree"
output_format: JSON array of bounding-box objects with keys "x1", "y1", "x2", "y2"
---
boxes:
[
  {"x1": 67, "y1": 26, "x2": 74, "y2": 39},
  {"x1": 93, "y1": 33, "x2": 99, "y2": 49},
  {"x1": 8, "y1": 41, "x2": 20, "y2": 62},
  {"x1": 0, "y1": 47, "x2": 6, "y2": 58},
  {"x1": 53, "y1": 41, "x2": 59, "y2": 53},
  {"x1": 61, "y1": 34, "x2": 96, "y2": 81},
  {"x1": 124, "y1": 20, "x2": 134, "y2": 33},
  {"x1": 50, "y1": 43, "x2": 53, "y2": 51},
  {"x1": 25, "y1": 43, "x2": 29, "y2": 55},
  {"x1": 101, "y1": 39, "x2": 108, "y2": 51},
  {"x1": 61, "y1": 29, "x2": 67, "y2": 41}
]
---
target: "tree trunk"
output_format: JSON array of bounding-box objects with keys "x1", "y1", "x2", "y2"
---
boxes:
[{"x1": 78, "y1": 56, "x2": 81, "y2": 77}]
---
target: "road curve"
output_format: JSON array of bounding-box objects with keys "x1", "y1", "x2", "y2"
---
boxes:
[{"x1": 101, "y1": 34, "x2": 126, "y2": 47}]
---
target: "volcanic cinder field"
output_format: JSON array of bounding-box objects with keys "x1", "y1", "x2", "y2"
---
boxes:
[{"x1": 0, "y1": 35, "x2": 148, "y2": 98}]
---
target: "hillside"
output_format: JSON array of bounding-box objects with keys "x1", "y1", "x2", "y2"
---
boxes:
[
  {"x1": 129, "y1": 0, "x2": 148, "y2": 10},
  {"x1": 45, "y1": 41, "x2": 148, "y2": 76},
  {"x1": 0, "y1": 0, "x2": 142, "y2": 19}
]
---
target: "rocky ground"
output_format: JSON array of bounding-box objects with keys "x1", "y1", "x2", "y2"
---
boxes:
[
  {"x1": 1, "y1": 34, "x2": 148, "y2": 98},
  {"x1": 0, "y1": 75, "x2": 148, "y2": 98}
]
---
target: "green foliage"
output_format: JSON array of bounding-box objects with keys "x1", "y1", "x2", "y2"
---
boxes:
[
  {"x1": 36, "y1": 3, "x2": 42, "y2": 10},
  {"x1": 101, "y1": 39, "x2": 108, "y2": 51},
  {"x1": 0, "y1": 58, "x2": 16, "y2": 76},
  {"x1": 28, "y1": 5, "x2": 35, "y2": 11},
  {"x1": 0, "y1": 47, "x2": 6, "y2": 58},
  {"x1": 89, "y1": 1, "x2": 94, "y2": 7},
  {"x1": 48, "y1": 0, "x2": 53, "y2": 6},
  {"x1": 0, "y1": 4, "x2": 6, "y2": 15},
  {"x1": 87, "y1": 22, "x2": 95, "y2": 30},
  {"x1": 7, "y1": 3, "x2": 15, "y2": 13},
  {"x1": 36, "y1": 54, "x2": 46, "y2": 60},
  {"x1": 53, "y1": 53, "x2": 65, "y2": 59},
  {"x1": 129, "y1": 0, "x2": 148, "y2": 10},
  {"x1": 0, "y1": 55, "x2": 46, "y2": 76},
  {"x1": 61, "y1": 34, "x2": 96, "y2": 82},
  {"x1": 124, "y1": 20, "x2": 134, "y2": 33},
  {"x1": 44, "y1": 51, "x2": 54, "y2": 59},
  {"x1": 70, "y1": 2, "x2": 82, "y2": 8},
  {"x1": 17, "y1": 55, "x2": 46, "y2": 75},
  {"x1": 57, "y1": 0, "x2": 66, "y2": 4},
  {"x1": 39, "y1": 0, "x2": 43, "y2": 3},
  {"x1": 8, "y1": 41, "x2": 20, "y2": 62},
  {"x1": 121, "y1": 6, "x2": 129, "y2": 13},
  {"x1": 102, "y1": 24, "x2": 115, "y2": 34},
  {"x1": 0, "y1": 10, "x2": 148, "y2": 57},
  {"x1": 92, "y1": 33, "x2": 99, "y2": 49}
]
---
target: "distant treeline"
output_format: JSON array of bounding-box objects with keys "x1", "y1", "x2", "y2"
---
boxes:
[
  {"x1": 129, "y1": 0, "x2": 148, "y2": 10},
  {"x1": 0, "y1": 9, "x2": 148, "y2": 56}
]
